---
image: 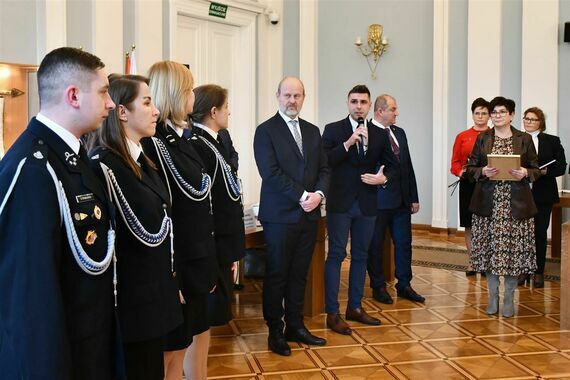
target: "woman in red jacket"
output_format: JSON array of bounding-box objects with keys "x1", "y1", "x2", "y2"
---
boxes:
[{"x1": 450, "y1": 98, "x2": 490, "y2": 275}]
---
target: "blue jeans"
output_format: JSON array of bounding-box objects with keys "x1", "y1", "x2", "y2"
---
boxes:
[{"x1": 324, "y1": 201, "x2": 376, "y2": 313}]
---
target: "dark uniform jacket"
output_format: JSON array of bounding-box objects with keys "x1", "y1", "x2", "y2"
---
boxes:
[
  {"x1": 0, "y1": 118, "x2": 122, "y2": 379},
  {"x1": 141, "y1": 122, "x2": 217, "y2": 296},
  {"x1": 466, "y1": 126, "x2": 541, "y2": 220},
  {"x1": 190, "y1": 126, "x2": 245, "y2": 265},
  {"x1": 90, "y1": 147, "x2": 182, "y2": 343},
  {"x1": 322, "y1": 116, "x2": 392, "y2": 216}
]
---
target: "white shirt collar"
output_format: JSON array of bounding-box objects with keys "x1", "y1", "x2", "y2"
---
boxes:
[
  {"x1": 36, "y1": 113, "x2": 81, "y2": 154},
  {"x1": 193, "y1": 122, "x2": 218, "y2": 140},
  {"x1": 278, "y1": 110, "x2": 299, "y2": 125},
  {"x1": 370, "y1": 118, "x2": 388, "y2": 129},
  {"x1": 525, "y1": 128, "x2": 540, "y2": 138},
  {"x1": 125, "y1": 138, "x2": 143, "y2": 162},
  {"x1": 166, "y1": 119, "x2": 185, "y2": 138}
]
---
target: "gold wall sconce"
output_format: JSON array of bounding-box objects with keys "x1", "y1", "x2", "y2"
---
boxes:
[{"x1": 355, "y1": 24, "x2": 389, "y2": 79}]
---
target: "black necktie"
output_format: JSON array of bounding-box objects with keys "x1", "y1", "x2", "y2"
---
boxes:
[
  {"x1": 386, "y1": 128, "x2": 400, "y2": 161},
  {"x1": 78, "y1": 145, "x2": 90, "y2": 165}
]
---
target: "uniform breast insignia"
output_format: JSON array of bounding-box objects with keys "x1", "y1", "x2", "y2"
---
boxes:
[
  {"x1": 74, "y1": 212, "x2": 88, "y2": 221},
  {"x1": 85, "y1": 230, "x2": 98, "y2": 245},
  {"x1": 91, "y1": 154, "x2": 100, "y2": 160},
  {"x1": 93, "y1": 205, "x2": 102, "y2": 220},
  {"x1": 191, "y1": 136, "x2": 198, "y2": 140},
  {"x1": 64, "y1": 152, "x2": 78, "y2": 167},
  {"x1": 76, "y1": 193, "x2": 95, "y2": 203},
  {"x1": 33, "y1": 151, "x2": 44, "y2": 160}
]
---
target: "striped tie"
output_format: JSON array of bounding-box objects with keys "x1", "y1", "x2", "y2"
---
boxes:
[{"x1": 290, "y1": 119, "x2": 303, "y2": 156}]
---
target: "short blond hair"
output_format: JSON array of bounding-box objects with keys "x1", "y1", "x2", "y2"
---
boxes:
[{"x1": 148, "y1": 61, "x2": 194, "y2": 127}]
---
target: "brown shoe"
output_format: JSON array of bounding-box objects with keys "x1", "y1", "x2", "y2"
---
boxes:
[
  {"x1": 345, "y1": 307, "x2": 381, "y2": 326},
  {"x1": 326, "y1": 313, "x2": 352, "y2": 335}
]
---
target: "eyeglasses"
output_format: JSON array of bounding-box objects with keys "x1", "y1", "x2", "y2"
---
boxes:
[
  {"x1": 490, "y1": 110, "x2": 509, "y2": 117},
  {"x1": 523, "y1": 117, "x2": 539, "y2": 123}
]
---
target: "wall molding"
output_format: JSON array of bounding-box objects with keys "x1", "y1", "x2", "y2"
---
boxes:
[{"x1": 299, "y1": 0, "x2": 318, "y2": 126}]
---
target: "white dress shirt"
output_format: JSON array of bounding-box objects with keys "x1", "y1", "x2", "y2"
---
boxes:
[{"x1": 370, "y1": 118, "x2": 399, "y2": 147}]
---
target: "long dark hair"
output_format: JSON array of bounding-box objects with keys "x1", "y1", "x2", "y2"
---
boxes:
[
  {"x1": 190, "y1": 84, "x2": 228, "y2": 124},
  {"x1": 87, "y1": 74, "x2": 154, "y2": 178}
]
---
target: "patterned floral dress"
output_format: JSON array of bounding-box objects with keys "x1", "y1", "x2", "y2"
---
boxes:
[{"x1": 470, "y1": 136, "x2": 536, "y2": 276}]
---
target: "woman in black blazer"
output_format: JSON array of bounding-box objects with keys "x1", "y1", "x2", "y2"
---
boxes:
[
  {"x1": 144, "y1": 61, "x2": 217, "y2": 380},
  {"x1": 87, "y1": 75, "x2": 182, "y2": 380},
  {"x1": 520, "y1": 107, "x2": 567, "y2": 288},
  {"x1": 190, "y1": 84, "x2": 245, "y2": 329}
]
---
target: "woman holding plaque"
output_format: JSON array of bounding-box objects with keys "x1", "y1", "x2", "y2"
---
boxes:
[
  {"x1": 466, "y1": 96, "x2": 541, "y2": 318},
  {"x1": 519, "y1": 107, "x2": 567, "y2": 288}
]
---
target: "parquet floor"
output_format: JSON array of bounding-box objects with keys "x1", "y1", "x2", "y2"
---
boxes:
[{"x1": 207, "y1": 233, "x2": 568, "y2": 379}]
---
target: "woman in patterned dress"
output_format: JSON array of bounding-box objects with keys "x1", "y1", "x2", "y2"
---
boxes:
[{"x1": 466, "y1": 96, "x2": 541, "y2": 318}]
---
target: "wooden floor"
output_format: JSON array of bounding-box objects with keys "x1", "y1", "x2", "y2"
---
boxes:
[{"x1": 207, "y1": 233, "x2": 569, "y2": 379}]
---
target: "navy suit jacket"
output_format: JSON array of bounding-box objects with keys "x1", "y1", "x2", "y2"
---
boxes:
[
  {"x1": 374, "y1": 123, "x2": 419, "y2": 210},
  {"x1": 254, "y1": 112, "x2": 330, "y2": 224},
  {"x1": 322, "y1": 116, "x2": 391, "y2": 216},
  {"x1": 531, "y1": 132, "x2": 567, "y2": 204}
]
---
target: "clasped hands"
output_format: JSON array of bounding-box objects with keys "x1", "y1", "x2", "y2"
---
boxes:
[
  {"x1": 300, "y1": 192, "x2": 322, "y2": 212},
  {"x1": 482, "y1": 166, "x2": 528, "y2": 179}
]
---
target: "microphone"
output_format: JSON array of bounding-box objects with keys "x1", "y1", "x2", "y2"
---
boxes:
[{"x1": 356, "y1": 117, "x2": 366, "y2": 157}]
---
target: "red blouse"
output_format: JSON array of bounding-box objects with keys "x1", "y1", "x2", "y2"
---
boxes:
[{"x1": 450, "y1": 126, "x2": 489, "y2": 176}]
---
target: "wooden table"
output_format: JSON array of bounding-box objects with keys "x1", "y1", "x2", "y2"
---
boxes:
[
  {"x1": 550, "y1": 193, "x2": 570, "y2": 258},
  {"x1": 244, "y1": 217, "x2": 326, "y2": 317}
]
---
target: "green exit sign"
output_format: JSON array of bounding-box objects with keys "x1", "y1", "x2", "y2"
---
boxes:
[{"x1": 209, "y1": 2, "x2": 228, "y2": 19}]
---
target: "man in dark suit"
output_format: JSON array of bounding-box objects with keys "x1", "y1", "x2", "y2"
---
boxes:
[
  {"x1": 322, "y1": 85, "x2": 390, "y2": 335},
  {"x1": 0, "y1": 47, "x2": 121, "y2": 379},
  {"x1": 254, "y1": 76, "x2": 330, "y2": 356},
  {"x1": 365, "y1": 94, "x2": 425, "y2": 304}
]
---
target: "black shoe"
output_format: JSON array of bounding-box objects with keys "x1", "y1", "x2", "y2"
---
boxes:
[
  {"x1": 465, "y1": 270, "x2": 477, "y2": 276},
  {"x1": 284, "y1": 327, "x2": 326, "y2": 346},
  {"x1": 396, "y1": 286, "x2": 425, "y2": 303},
  {"x1": 268, "y1": 332, "x2": 291, "y2": 356},
  {"x1": 533, "y1": 274, "x2": 544, "y2": 288},
  {"x1": 517, "y1": 274, "x2": 530, "y2": 286},
  {"x1": 372, "y1": 287, "x2": 394, "y2": 304}
]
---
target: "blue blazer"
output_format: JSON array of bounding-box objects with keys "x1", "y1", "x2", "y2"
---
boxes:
[
  {"x1": 322, "y1": 116, "x2": 391, "y2": 216},
  {"x1": 375, "y1": 124, "x2": 419, "y2": 210},
  {"x1": 254, "y1": 112, "x2": 330, "y2": 223}
]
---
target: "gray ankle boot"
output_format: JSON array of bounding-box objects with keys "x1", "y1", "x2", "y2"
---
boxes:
[
  {"x1": 503, "y1": 275, "x2": 518, "y2": 318},
  {"x1": 486, "y1": 273, "x2": 500, "y2": 315}
]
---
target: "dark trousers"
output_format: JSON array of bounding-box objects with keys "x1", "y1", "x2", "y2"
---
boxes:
[
  {"x1": 262, "y1": 216, "x2": 318, "y2": 332},
  {"x1": 534, "y1": 202, "x2": 553, "y2": 274},
  {"x1": 123, "y1": 337, "x2": 164, "y2": 380},
  {"x1": 325, "y1": 201, "x2": 376, "y2": 313},
  {"x1": 367, "y1": 206, "x2": 413, "y2": 291}
]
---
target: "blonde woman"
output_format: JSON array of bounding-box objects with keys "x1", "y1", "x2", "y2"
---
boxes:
[{"x1": 143, "y1": 61, "x2": 216, "y2": 380}]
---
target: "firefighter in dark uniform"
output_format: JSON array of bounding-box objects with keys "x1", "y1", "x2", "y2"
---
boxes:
[{"x1": 0, "y1": 47, "x2": 122, "y2": 379}]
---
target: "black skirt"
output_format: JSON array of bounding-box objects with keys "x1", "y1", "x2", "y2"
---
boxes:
[
  {"x1": 208, "y1": 262, "x2": 234, "y2": 327},
  {"x1": 459, "y1": 178, "x2": 476, "y2": 228},
  {"x1": 163, "y1": 293, "x2": 210, "y2": 351}
]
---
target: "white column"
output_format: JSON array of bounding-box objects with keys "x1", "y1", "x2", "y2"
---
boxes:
[
  {"x1": 93, "y1": 0, "x2": 123, "y2": 74},
  {"x1": 467, "y1": 0, "x2": 502, "y2": 123},
  {"x1": 431, "y1": 0, "x2": 450, "y2": 228},
  {"x1": 299, "y1": 0, "x2": 318, "y2": 127},
  {"x1": 521, "y1": 0, "x2": 558, "y2": 134}
]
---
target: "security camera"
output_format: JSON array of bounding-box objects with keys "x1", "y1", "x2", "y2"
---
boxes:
[{"x1": 267, "y1": 10, "x2": 279, "y2": 25}]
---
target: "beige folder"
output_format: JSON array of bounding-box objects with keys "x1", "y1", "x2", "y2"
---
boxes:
[{"x1": 487, "y1": 154, "x2": 521, "y2": 181}]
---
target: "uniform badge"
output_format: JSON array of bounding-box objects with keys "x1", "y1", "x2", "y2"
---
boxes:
[
  {"x1": 74, "y1": 212, "x2": 88, "y2": 221},
  {"x1": 85, "y1": 230, "x2": 98, "y2": 245},
  {"x1": 93, "y1": 205, "x2": 102, "y2": 220},
  {"x1": 33, "y1": 151, "x2": 44, "y2": 159},
  {"x1": 65, "y1": 152, "x2": 78, "y2": 167}
]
